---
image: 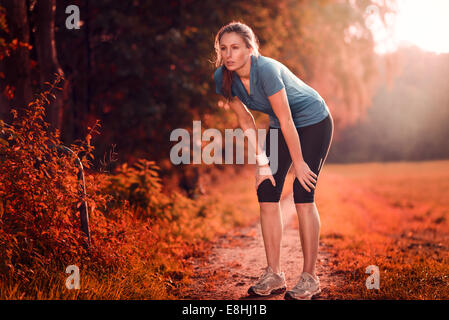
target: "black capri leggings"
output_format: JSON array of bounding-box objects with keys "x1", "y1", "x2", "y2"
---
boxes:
[{"x1": 257, "y1": 113, "x2": 334, "y2": 203}]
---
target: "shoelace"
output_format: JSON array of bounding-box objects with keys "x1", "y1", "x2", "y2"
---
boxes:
[
  {"x1": 293, "y1": 275, "x2": 312, "y2": 291},
  {"x1": 256, "y1": 267, "x2": 275, "y2": 286}
]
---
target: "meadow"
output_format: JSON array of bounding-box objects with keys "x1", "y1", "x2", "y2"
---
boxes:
[{"x1": 313, "y1": 160, "x2": 449, "y2": 299}]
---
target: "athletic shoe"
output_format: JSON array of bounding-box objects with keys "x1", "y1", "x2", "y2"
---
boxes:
[
  {"x1": 247, "y1": 266, "x2": 287, "y2": 296},
  {"x1": 284, "y1": 272, "x2": 321, "y2": 300}
]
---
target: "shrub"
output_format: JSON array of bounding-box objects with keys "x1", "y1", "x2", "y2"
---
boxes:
[
  {"x1": 0, "y1": 74, "x2": 116, "y2": 284},
  {"x1": 0, "y1": 74, "x2": 248, "y2": 299}
]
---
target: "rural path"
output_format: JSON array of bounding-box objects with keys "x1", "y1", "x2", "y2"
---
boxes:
[{"x1": 181, "y1": 189, "x2": 337, "y2": 300}]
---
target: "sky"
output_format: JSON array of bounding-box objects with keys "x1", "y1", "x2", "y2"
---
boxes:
[{"x1": 370, "y1": 0, "x2": 449, "y2": 54}]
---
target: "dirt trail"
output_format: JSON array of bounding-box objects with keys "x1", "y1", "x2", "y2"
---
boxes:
[{"x1": 181, "y1": 190, "x2": 336, "y2": 300}]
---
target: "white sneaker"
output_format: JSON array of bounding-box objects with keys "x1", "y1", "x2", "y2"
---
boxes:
[
  {"x1": 248, "y1": 266, "x2": 287, "y2": 296},
  {"x1": 284, "y1": 272, "x2": 321, "y2": 300}
]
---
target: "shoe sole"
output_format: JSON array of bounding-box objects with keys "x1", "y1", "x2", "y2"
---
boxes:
[
  {"x1": 248, "y1": 286, "x2": 287, "y2": 297},
  {"x1": 284, "y1": 288, "x2": 321, "y2": 300}
]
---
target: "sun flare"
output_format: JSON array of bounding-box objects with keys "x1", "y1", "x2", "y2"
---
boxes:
[{"x1": 372, "y1": 0, "x2": 449, "y2": 54}]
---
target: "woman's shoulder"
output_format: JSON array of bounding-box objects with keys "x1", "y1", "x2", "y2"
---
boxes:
[
  {"x1": 256, "y1": 55, "x2": 283, "y2": 72},
  {"x1": 213, "y1": 66, "x2": 227, "y2": 96},
  {"x1": 214, "y1": 65, "x2": 224, "y2": 82}
]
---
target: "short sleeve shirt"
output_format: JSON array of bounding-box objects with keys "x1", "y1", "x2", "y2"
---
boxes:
[{"x1": 214, "y1": 55, "x2": 330, "y2": 128}]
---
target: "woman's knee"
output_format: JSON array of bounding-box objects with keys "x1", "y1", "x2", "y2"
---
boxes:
[
  {"x1": 257, "y1": 179, "x2": 283, "y2": 203},
  {"x1": 259, "y1": 201, "x2": 280, "y2": 215},
  {"x1": 293, "y1": 178, "x2": 316, "y2": 203}
]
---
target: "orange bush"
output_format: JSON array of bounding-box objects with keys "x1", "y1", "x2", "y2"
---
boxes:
[
  {"x1": 0, "y1": 74, "x2": 118, "y2": 284},
  {"x1": 0, "y1": 75, "x2": 252, "y2": 299}
]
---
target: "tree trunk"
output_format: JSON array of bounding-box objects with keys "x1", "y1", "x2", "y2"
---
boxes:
[
  {"x1": 34, "y1": 0, "x2": 66, "y2": 132},
  {"x1": 0, "y1": 0, "x2": 33, "y2": 122}
]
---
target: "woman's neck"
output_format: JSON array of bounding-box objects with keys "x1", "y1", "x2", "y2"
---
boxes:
[{"x1": 235, "y1": 56, "x2": 252, "y2": 80}]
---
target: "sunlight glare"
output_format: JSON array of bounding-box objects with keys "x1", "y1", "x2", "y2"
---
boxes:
[
  {"x1": 395, "y1": 0, "x2": 449, "y2": 54},
  {"x1": 372, "y1": 0, "x2": 449, "y2": 54}
]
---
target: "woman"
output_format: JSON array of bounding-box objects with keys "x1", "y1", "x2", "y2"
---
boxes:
[{"x1": 213, "y1": 21, "x2": 333, "y2": 300}]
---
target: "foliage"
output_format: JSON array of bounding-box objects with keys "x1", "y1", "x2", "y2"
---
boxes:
[
  {"x1": 0, "y1": 73, "x2": 110, "y2": 282},
  {"x1": 0, "y1": 5, "x2": 31, "y2": 61},
  {"x1": 0, "y1": 75, "x2": 254, "y2": 298}
]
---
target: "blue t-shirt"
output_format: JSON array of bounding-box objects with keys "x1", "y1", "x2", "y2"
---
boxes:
[{"x1": 214, "y1": 55, "x2": 330, "y2": 128}]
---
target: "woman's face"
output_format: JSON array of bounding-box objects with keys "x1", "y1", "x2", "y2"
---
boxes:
[{"x1": 219, "y1": 32, "x2": 252, "y2": 71}]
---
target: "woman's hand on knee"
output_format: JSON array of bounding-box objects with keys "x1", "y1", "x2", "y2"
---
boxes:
[
  {"x1": 294, "y1": 161, "x2": 317, "y2": 192},
  {"x1": 255, "y1": 164, "x2": 276, "y2": 190}
]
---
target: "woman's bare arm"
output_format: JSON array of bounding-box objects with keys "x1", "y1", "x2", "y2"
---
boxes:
[
  {"x1": 267, "y1": 88, "x2": 317, "y2": 191},
  {"x1": 227, "y1": 97, "x2": 276, "y2": 188},
  {"x1": 227, "y1": 97, "x2": 264, "y2": 156}
]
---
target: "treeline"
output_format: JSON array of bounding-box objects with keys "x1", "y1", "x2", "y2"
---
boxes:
[
  {"x1": 328, "y1": 46, "x2": 449, "y2": 163},
  {"x1": 0, "y1": 0, "x2": 394, "y2": 186}
]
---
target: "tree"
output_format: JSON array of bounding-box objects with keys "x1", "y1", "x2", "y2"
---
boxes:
[
  {"x1": 34, "y1": 0, "x2": 66, "y2": 131},
  {"x1": 0, "y1": 0, "x2": 33, "y2": 121}
]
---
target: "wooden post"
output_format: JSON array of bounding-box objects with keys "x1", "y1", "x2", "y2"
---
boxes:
[{"x1": 57, "y1": 145, "x2": 91, "y2": 248}]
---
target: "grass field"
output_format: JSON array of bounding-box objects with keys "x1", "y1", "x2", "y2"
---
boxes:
[{"x1": 311, "y1": 160, "x2": 449, "y2": 299}]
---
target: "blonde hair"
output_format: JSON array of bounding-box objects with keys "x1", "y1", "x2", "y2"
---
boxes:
[{"x1": 213, "y1": 21, "x2": 260, "y2": 100}]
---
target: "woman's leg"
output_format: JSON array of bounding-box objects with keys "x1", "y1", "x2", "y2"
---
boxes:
[
  {"x1": 259, "y1": 202, "x2": 283, "y2": 274},
  {"x1": 295, "y1": 202, "x2": 321, "y2": 276},
  {"x1": 257, "y1": 127, "x2": 293, "y2": 274},
  {"x1": 293, "y1": 114, "x2": 334, "y2": 277}
]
